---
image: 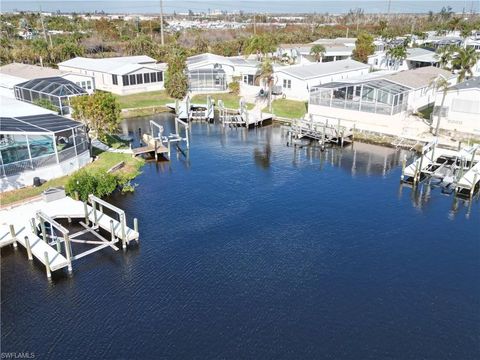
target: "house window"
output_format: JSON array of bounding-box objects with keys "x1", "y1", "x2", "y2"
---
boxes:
[
  {"x1": 136, "y1": 73, "x2": 143, "y2": 84},
  {"x1": 112, "y1": 75, "x2": 118, "y2": 85},
  {"x1": 151, "y1": 72, "x2": 157, "y2": 82},
  {"x1": 374, "y1": 59, "x2": 378, "y2": 65},
  {"x1": 144, "y1": 73, "x2": 150, "y2": 83},
  {"x1": 283, "y1": 79, "x2": 291, "y2": 89},
  {"x1": 157, "y1": 72, "x2": 163, "y2": 82},
  {"x1": 130, "y1": 74, "x2": 137, "y2": 85},
  {"x1": 87, "y1": 81, "x2": 92, "y2": 90},
  {"x1": 122, "y1": 75, "x2": 129, "y2": 86}
]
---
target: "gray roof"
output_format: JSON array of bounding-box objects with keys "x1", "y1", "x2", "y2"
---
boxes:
[
  {"x1": 406, "y1": 48, "x2": 438, "y2": 63},
  {"x1": 59, "y1": 56, "x2": 163, "y2": 75},
  {"x1": 0, "y1": 63, "x2": 66, "y2": 79},
  {"x1": 381, "y1": 66, "x2": 454, "y2": 89},
  {"x1": 275, "y1": 59, "x2": 370, "y2": 80},
  {"x1": 450, "y1": 77, "x2": 480, "y2": 91}
]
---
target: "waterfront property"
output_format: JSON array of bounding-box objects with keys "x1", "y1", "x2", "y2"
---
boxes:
[
  {"x1": 0, "y1": 99, "x2": 90, "y2": 191},
  {"x1": 186, "y1": 53, "x2": 260, "y2": 91},
  {"x1": 13, "y1": 77, "x2": 87, "y2": 115},
  {"x1": 0, "y1": 63, "x2": 95, "y2": 94},
  {"x1": 58, "y1": 56, "x2": 166, "y2": 95},
  {"x1": 274, "y1": 59, "x2": 370, "y2": 101},
  {"x1": 308, "y1": 66, "x2": 456, "y2": 125},
  {"x1": 431, "y1": 76, "x2": 480, "y2": 137}
]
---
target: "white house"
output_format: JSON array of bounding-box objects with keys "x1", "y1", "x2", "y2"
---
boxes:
[
  {"x1": 368, "y1": 48, "x2": 439, "y2": 71},
  {"x1": 58, "y1": 56, "x2": 166, "y2": 95},
  {"x1": 274, "y1": 59, "x2": 371, "y2": 101},
  {"x1": 308, "y1": 66, "x2": 456, "y2": 125},
  {"x1": 186, "y1": 53, "x2": 260, "y2": 91},
  {"x1": 0, "y1": 63, "x2": 95, "y2": 94},
  {"x1": 432, "y1": 77, "x2": 480, "y2": 137}
]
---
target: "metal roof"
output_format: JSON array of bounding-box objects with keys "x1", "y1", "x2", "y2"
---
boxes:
[
  {"x1": 14, "y1": 77, "x2": 87, "y2": 97},
  {"x1": 0, "y1": 114, "x2": 84, "y2": 134},
  {"x1": 59, "y1": 56, "x2": 161, "y2": 74},
  {"x1": 381, "y1": 66, "x2": 454, "y2": 89},
  {"x1": 275, "y1": 59, "x2": 370, "y2": 80},
  {"x1": 0, "y1": 63, "x2": 66, "y2": 79},
  {"x1": 450, "y1": 76, "x2": 480, "y2": 91},
  {"x1": 312, "y1": 79, "x2": 410, "y2": 95}
]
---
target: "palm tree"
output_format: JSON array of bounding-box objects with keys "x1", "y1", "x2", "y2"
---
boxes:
[
  {"x1": 386, "y1": 45, "x2": 407, "y2": 69},
  {"x1": 430, "y1": 75, "x2": 450, "y2": 136},
  {"x1": 435, "y1": 45, "x2": 457, "y2": 70},
  {"x1": 310, "y1": 44, "x2": 326, "y2": 62},
  {"x1": 452, "y1": 47, "x2": 480, "y2": 82},
  {"x1": 258, "y1": 58, "x2": 274, "y2": 111}
]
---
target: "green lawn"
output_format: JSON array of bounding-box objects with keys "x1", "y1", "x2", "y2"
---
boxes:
[
  {"x1": 114, "y1": 90, "x2": 174, "y2": 109},
  {"x1": 264, "y1": 99, "x2": 307, "y2": 119},
  {"x1": 102, "y1": 134, "x2": 130, "y2": 149},
  {"x1": 0, "y1": 152, "x2": 144, "y2": 207},
  {"x1": 191, "y1": 93, "x2": 254, "y2": 110}
]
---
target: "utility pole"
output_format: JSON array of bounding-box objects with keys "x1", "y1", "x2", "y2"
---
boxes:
[
  {"x1": 253, "y1": 14, "x2": 256, "y2": 35},
  {"x1": 160, "y1": 0, "x2": 165, "y2": 46}
]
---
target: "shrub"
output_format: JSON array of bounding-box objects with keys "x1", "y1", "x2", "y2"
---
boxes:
[
  {"x1": 65, "y1": 169, "x2": 118, "y2": 201},
  {"x1": 228, "y1": 81, "x2": 240, "y2": 95}
]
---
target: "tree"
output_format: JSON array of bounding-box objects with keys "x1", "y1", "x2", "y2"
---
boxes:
[
  {"x1": 164, "y1": 48, "x2": 189, "y2": 99},
  {"x1": 244, "y1": 34, "x2": 276, "y2": 60},
  {"x1": 352, "y1": 32, "x2": 375, "y2": 63},
  {"x1": 310, "y1": 44, "x2": 326, "y2": 62},
  {"x1": 386, "y1": 45, "x2": 407, "y2": 69},
  {"x1": 430, "y1": 75, "x2": 450, "y2": 136},
  {"x1": 452, "y1": 47, "x2": 480, "y2": 82},
  {"x1": 70, "y1": 92, "x2": 121, "y2": 140},
  {"x1": 258, "y1": 58, "x2": 274, "y2": 111},
  {"x1": 435, "y1": 45, "x2": 457, "y2": 69},
  {"x1": 33, "y1": 98, "x2": 58, "y2": 113}
]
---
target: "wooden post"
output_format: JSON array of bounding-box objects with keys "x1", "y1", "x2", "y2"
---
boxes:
[
  {"x1": 64, "y1": 233, "x2": 72, "y2": 273},
  {"x1": 134, "y1": 218, "x2": 139, "y2": 242},
  {"x1": 401, "y1": 155, "x2": 407, "y2": 181},
  {"x1": 121, "y1": 214, "x2": 127, "y2": 250},
  {"x1": 83, "y1": 201, "x2": 89, "y2": 226},
  {"x1": 470, "y1": 173, "x2": 478, "y2": 199},
  {"x1": 24, "y1": 236, "x2": 33, "y2": 260},
  {"x1": 167, "y1": 140, "x2": 171, "y2": 160},
  {"x1": 9, "y1": 224, "x2": 17, "y2": 248},
  {"x1": 92, "y1": 201, "x2": 98, "y2": 228},
  {"x1": 186, "y1": 126, "x2": 190, "y2": 149},
  {"x1": 30, "y1": 217, "x2": 36, "y2": 234},
  {"x1": 74, "y1": 191, "x2": 79, "y2": 201},
  {"x1": 56, "y1": 234, "x2": 62, "y2": 253},
  {"x1": 413, "y1": 159, "x2": 420, "y2": 184},
  {"x1": 110, "y1": 220, "x2": 115, "y2": 242},
  {"x1": 154, "y1": 140, "x2": 158, "y2": 161},
  {"x1": 44, "y1": 251, "x2": 51, "y2": 279},
  {"x1": 39, "y1": 218, "x2": 47, "y2": 243}
]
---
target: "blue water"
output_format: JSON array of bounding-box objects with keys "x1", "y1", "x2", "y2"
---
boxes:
[
  {"x1": 1, "y1": 115, "x2": 479, "y2": 359},
  {"x1": 1, "y1": 1, "x2": 477, "y2": 14}
]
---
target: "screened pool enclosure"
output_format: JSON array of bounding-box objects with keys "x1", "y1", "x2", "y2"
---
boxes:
[
  {"x1": 310, "y1": 79, "x2": 410, "y2": 116},
  {"x1": 0, "y1": 114, "x2": 89, "y2": 177},
  {"x1": 188, "y1": 69, "x2": 227, "y2": 92},
  {"x1": 14, "y1": 77, "x2": 87, "y2": 115}
]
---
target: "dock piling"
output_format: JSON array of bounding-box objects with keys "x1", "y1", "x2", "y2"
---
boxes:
[
  {"x1": 64, "y1": 233, "x2": 72, "y2": 273},
  {"x1": 83, "y1": 201, "x2": 89, "y2": 226},
  {"x1": 9, "y1": 224, "x2": 17, "y2": 248},
  {"x1": 110, "y1": 220, "x2": 115, "y2": 242},
  {"x1": 134, "y1": 218, "x2": 139, "y2": 242},
  {"x1": 24, "y1": 236, "x2": 33, "y2": 260},
  {"x1": 44, "y1": 251, "x2": 51, "y2": 279}
]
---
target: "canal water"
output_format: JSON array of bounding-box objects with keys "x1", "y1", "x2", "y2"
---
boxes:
[{"x1": 2, "y1": 114, "x2": 479, "y2": 359}]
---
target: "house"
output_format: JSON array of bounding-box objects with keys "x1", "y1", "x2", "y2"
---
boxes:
[
  {"x1": 431, "y1": 77, "x2": 480, "y2": 136},
  {"x1": 0, "y1": 63, "x2": 95, "y2": 94},
  {"x1": 186, "y1": 53, "x2": 260, "y2": 91},
  {"x1": 0, "y1": 94, "x2": 90, "y2": 191},
  {"x1": 368, "y1": 48, "x2": 439, "y2": 71},
  {"x1": 58, "y1": 56, "x2": 166, "y2": 95},
  {"x1": 274, "y1": 59, "x2": 371, "y2": 101},
  {"x1": 308, "y1": 66, "x2": 456, "y2": 125}
]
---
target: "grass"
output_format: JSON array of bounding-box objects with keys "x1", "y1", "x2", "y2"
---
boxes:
[
  {"x1": 0, "y1": 152, "x2": 144, "y2": 207},
  {"x1": 114, "y1": 90, "x2": 174, "y2": 109},
  {"x1": 263, "y1": 99, "x2": 308, "y2": 119},
  {"x1": 191, "y1": 93, "x2": 254, "y2": 110}
]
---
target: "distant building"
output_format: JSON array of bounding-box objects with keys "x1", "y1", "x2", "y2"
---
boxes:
[
  {"x1": 0, "y1": 63, "x2": 95, "y2": 94},
  {"x1": 432, "y1": 77, "x2": 480, "y2": 136},
  {"x1": 58, "y1": 56, "x2": 166, "y2": 95},
  {"x1": 368, "y1": 48, "x2": 439, "y2": 71},
  {"x1": 0, "y1": 95, "x2": 90, "y2": 191},
  {"x1": 274, "y1": 59, "x2": 371, "y2": 101},
  {"x1": 308, "y1": 66, "x2": 456, "y2": 124}
]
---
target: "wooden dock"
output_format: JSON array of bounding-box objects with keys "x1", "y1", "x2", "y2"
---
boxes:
[
  {"x1": 0, "y1": 193, "x2": 139, "y2": 279},
  {"x1": 286, "y1": 118, "x2": 353, "y2": 148},
  {"x1": 132, "y1": 144, "x2": 169, "y2": 157}
]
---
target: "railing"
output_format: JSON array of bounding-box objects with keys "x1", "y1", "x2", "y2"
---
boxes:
[
  {"x1": 310, "y1": 95, "x2": 407, "y2": 116},
  {"x1": 1, "y1": 141, "x2": 90, "y2": 178}
]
